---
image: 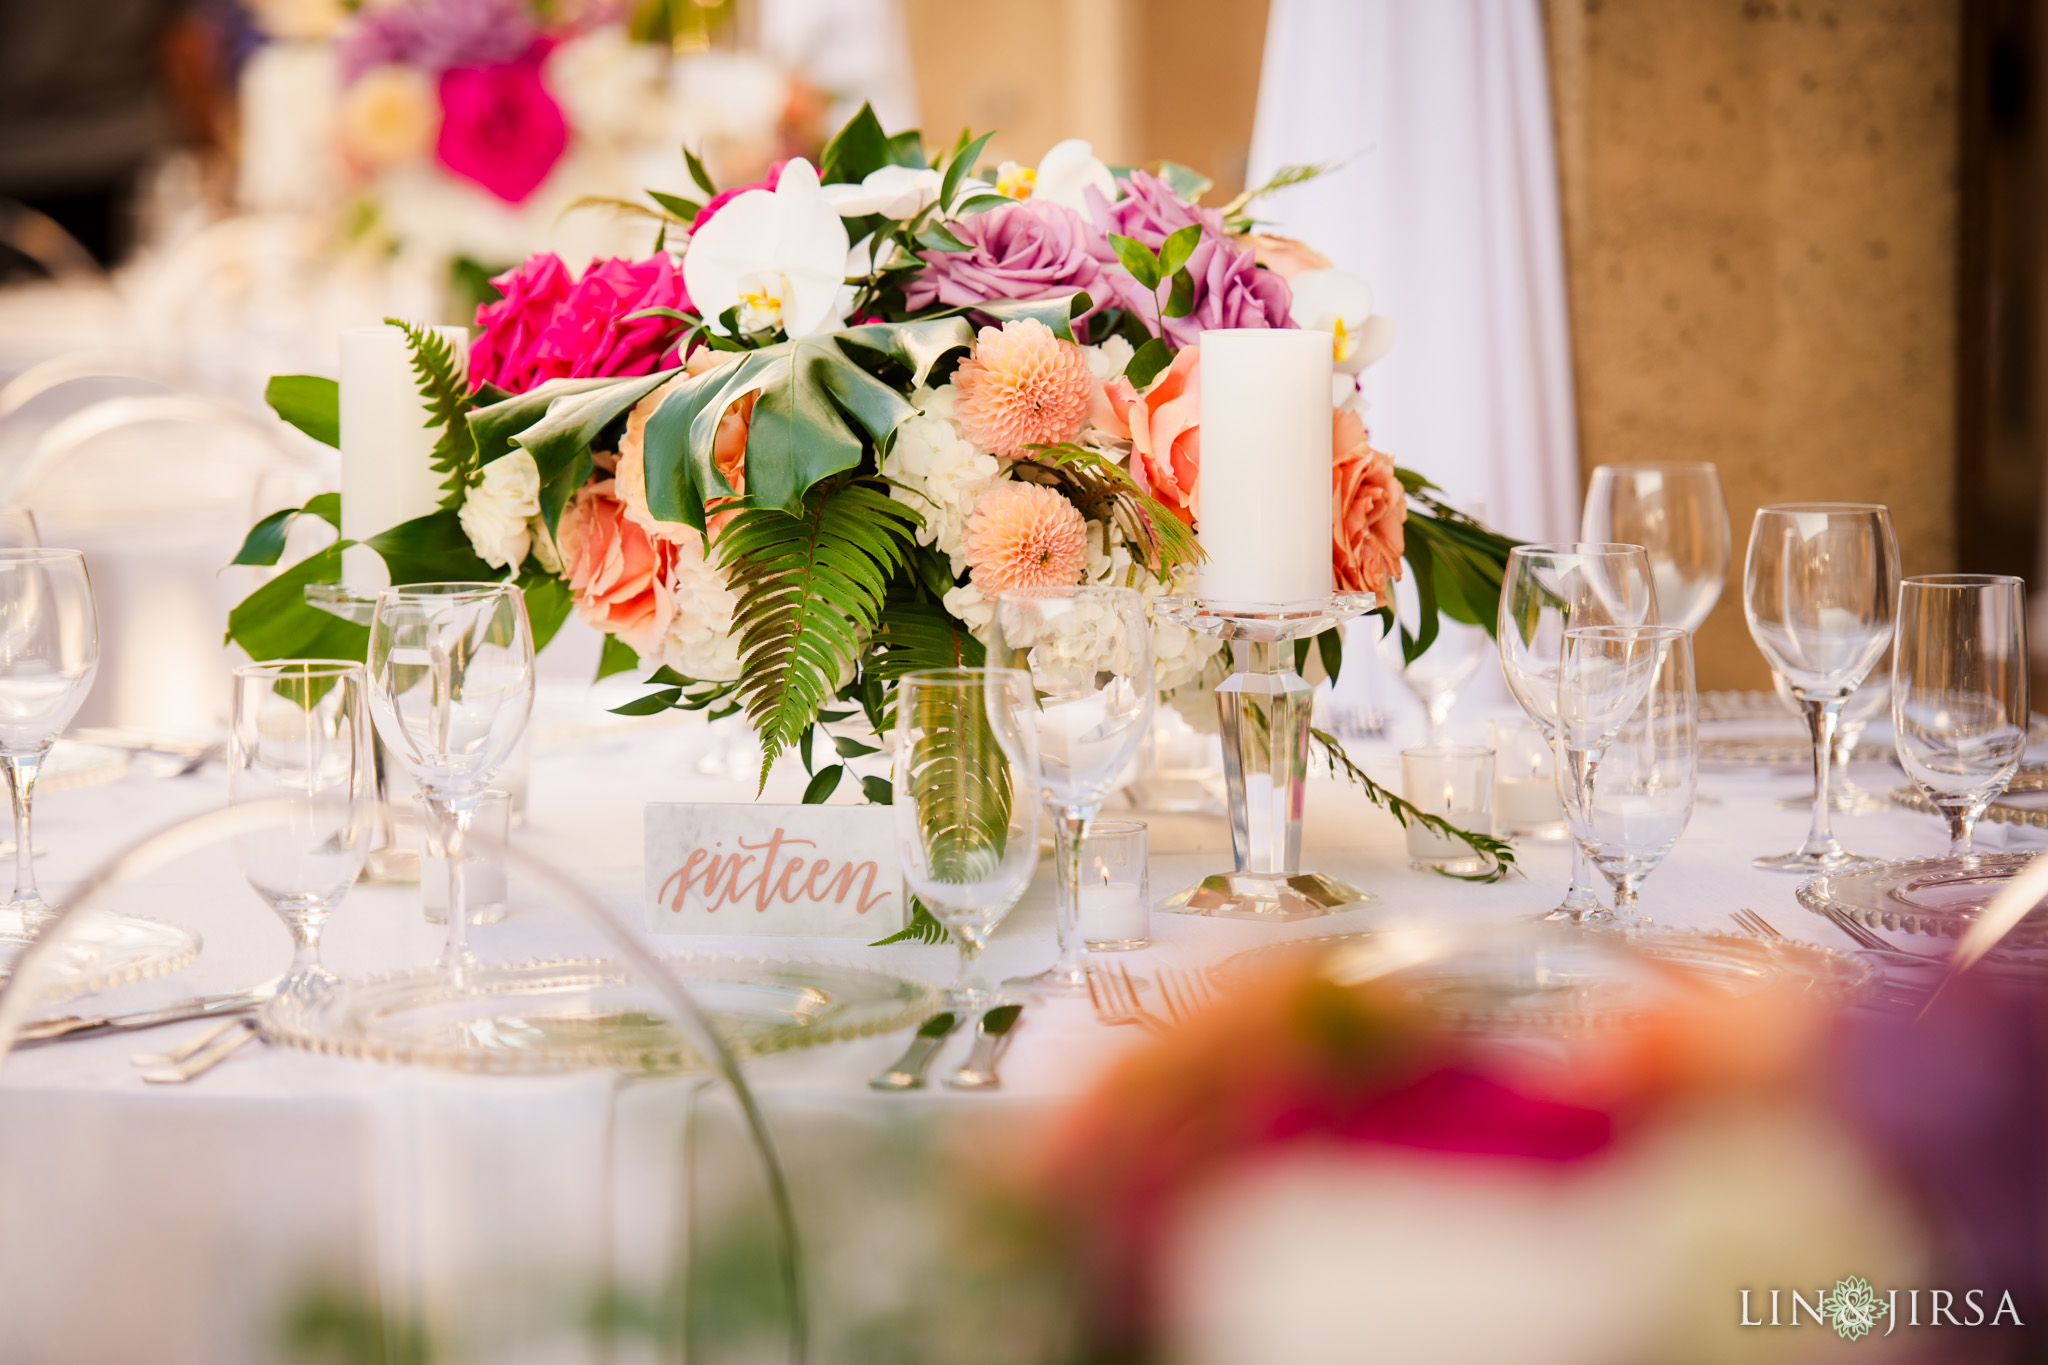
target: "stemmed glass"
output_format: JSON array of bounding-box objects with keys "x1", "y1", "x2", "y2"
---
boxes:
[
  {"x1": 1388, "y1": 620, "x2": 1485, "y2": 743},
  {"x1": 366, "y1": 583, "x2": 534, "y2": 977},
  {"x1": 1892, "y1": 574, "x2": 2029, "y2": 857},
  {"x1": 0, "y1": 549, "x2": 98, "y2": 941},
  {"x1": 1742, "y1": 504, "x2": 1899, "y2": 871},
  {"x1": 1497, "y1": 543, "x2": 1658, "y2": 920},
  {"x1": 1558, "y1": 626, "x2": 1697, "y2": 921},
  {"x1": 892, "y1": 668, "x2": 1041, "y2": 1008},
  {"x1": 1772, "y1": 656, "x2": 1892, "y2": 814},
  {"x1": 228, "y1": 660, "x2": 375, "y2": 994},
  {"x1": 1580, "y1": 463, "x2": 1731, "y2": 631},
  {"x1": 986, "y1": 586, "x2": 1153, "y2": 993}
]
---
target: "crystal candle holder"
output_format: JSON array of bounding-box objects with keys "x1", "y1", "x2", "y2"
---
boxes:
[
  {"x1": 1402, "y1": 745, "x2": 1495, "y2": 873},
  {"x1": 1077, "y1": 819, "x2": 1150, "y2": 951},
  {"x1": 1488, "y1": 717, "x2": 1568, "y2": 840}
]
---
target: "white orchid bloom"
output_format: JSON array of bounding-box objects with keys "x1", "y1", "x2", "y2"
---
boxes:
[
  {"x1": 820, "y1": 164, "x2": 943, "y2": 220},
  {"x1": 683, "y1": 157, "x2": 850, "y2": 338},
  {"x1": 998, "y1": 138, "x2": 1118, "y2": 212},
  {"x1": 1288, "y1": 268, "x2": 1396, "y2": 378}
]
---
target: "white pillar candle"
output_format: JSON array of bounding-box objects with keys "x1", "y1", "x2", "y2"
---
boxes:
[
  {"x1": 339, "y1": 323, "x2": 466, "y2": 590},
  {"x1": 1195, "y1": 328, "x2": 1334, "y2": 604}
]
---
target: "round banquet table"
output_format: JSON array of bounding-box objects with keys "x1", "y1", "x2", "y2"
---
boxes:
[{"x1": 0, "y1": 689, "x2": 1998, "y2": 1365}]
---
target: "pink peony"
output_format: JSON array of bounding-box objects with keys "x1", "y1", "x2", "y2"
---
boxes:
[
  {"x1": 556, "y1": 482, "x2": 677, "y2": 656},
  {"x1": 1332, "y1": 408, "x2": 1406, "y2": 592},
  {"x1": 435, "y1": 44, "x2": 567, "y2": 205},
  {"x1": 904, "y1": 198, "x2": 1106, "y2": 324},
  {"x1": 961, "y1": 482, "x2": 1089, "y2": 592},
  {"x1": 1084, "y1": 170, "x2": 1293, "y2": 347},
  {"x1": 1103, "y1": 346, "x2": 1200, "y2": 525},
  {"x1": 690, "y1": 159, "x2": 786, "y2": 233},
  {"x1": 471, "y1": 253, "x2": 691, "y2": 394},
  {"x1": 953, "y1": 319, "x2": 1094, "y2": 456}
]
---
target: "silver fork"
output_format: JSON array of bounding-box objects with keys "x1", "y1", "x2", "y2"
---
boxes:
[
  {"x1": 1085, "y1": 966, "x2": 1166, "y2": 1034},
  {"x1": 1730, "y1": 909, "x2": 1783, "y2": 940},
  {"x1": 132, "y1": 1016, "x2": 245, "y2": 1068},
  {"x1": 1155, "y1": 965, "x2": 1216, "y2": 1024},
  {"x1": 141, "y1": 1020, "x2": 259, "y2": 1084}
]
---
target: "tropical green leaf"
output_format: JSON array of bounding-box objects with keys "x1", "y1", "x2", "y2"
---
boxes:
[
  {"x1": 719, "y1": 481, "x2": 920, "y2": 789},
  {"x1": 471, "y1": 376, "x2": 632, "y2": 463},
  {"x1": 365, "y1": 510, "x2": 496, "y2": 585},
  {"x1": 610, "y1": 687, "x2": 683, "y2": 715},
  {"x1": 1125, "y1": 337, "x2": 1173, "y2": 388},
  {"x1": 385, "y1": 318, "x2": 480, "y2": 509},
  {"x1": 513, "y1": 367, "x2": 682, "y2": 534},
  {"x1": 224, "y1": 542, "x2": 368, "y2": 663},
  {"x1": 519, "y1": 569, "x2": 573, "y2": 653},
  {"x1": 939, "y1": 130, "x2": 993, "y2": 209},
  {"x1": 264, "y1": 375, "x2": 339, "y2": 448},
  {"x1": 802, "y1": 765, "x2": 844, "y2": 803},
  {"x1": 819, "y1": 103, "x2": 893, "y2": 184},
  {"x1": 898, "y1": 675, "x2": 1011, "y2": 890},
  {"x1": 231, "y1": 492, "x2": 340, "y2": 567},
  {"x1": 870, "y1": 897, "x2": 949, "y2": 946},
  {"x1": 595, "y1": 633, "x2": 641, "y2": 682},
  {"x1": 1316, "y1": 625, "x2": 1345, "y2": 687},
  {"x1": 835, "y1": 316, "x2": 975, "y2": 389},
  {"x1": 1311, "y1": 728, "x2": 1517, "y2": 883}
]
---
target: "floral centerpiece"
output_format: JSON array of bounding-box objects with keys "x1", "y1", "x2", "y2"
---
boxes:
[{"x1": 230, "y1": 105, "x2": 1520, "y2": 927}]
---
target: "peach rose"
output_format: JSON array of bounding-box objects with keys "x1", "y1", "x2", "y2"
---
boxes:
[
  {"x1": 1244, "y1": 233, "x2": 1333, "y2": 281},
  {"x1": 615, "y1": 353, "x2": 753, "y2": 542},
  {"x1": 1104, "y1": 346, "x2": 1200, "y2": 525},
  {"x1": 556, "y1": 482, "x2": 677, "y2": 657},
  {"x1": 1332, "y1": 408, "x2": 1406, "y2": 593}
]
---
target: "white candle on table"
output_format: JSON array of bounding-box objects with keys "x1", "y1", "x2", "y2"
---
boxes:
[
  {"x1": 1495, "y1": 775, "x2": 1564, "y2": 830},
  {"x1": 1195, "y1": 328, "x2": 1334, "y2": 604},
  {"x1": 340, "y1": 323, "x2": 467, "y2": 591},
  {"x1": 1078, "y1": 851, "x2": 1149, "y2": 947}
]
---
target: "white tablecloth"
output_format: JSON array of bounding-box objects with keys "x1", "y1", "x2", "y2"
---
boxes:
[{"x1": 0, "y1": 697, "x2": 1987, "y2": 1365}]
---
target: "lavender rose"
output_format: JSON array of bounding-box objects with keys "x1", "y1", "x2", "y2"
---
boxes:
[
  {"x1": 904, "y1": 199, "x2": 1106, "y2": 324},
  {"x1": 1084, "y1": 169, "x2": 1295, "y2": 347}
]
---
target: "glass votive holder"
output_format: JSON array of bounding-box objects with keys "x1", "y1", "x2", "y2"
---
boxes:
[
  {"x1": 419, "y1": 788, "x2": 510, "y2": 926},
  {"x1": 1487, "y1": 717, "x2": 1569, "y2": 841},
  {"x1": 1078, "y1": 818, "x2": 1150, "y2": 951},
  {"x1": 1400, "y1": 746, "x2": 1495, "y2": 874}
]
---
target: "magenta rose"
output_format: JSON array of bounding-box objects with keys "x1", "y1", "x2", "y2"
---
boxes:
[
  {"x1": 904, "y1": 198, "x2": 1107, "y2": 325},
  {"x1": 471, "y1": 254, "x2": 691, "y2": 394},
  {"x1": 435, "y1": 43, "x2": 567, "y2": 205},
  {"x1": 1083, "y1": 169, "x2": 1294, "y2": 346},
  {"x1": 690, "y1": 159, "x2": 787, "y2": 233}
]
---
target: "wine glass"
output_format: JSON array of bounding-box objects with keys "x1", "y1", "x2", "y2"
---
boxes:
[
  {"x1": 1580, "y1": 463, "x2": 1731, "y2": 631},
  {"x1": 1558, "y1": 626, "x2": 1697, "y2": 921},
  {"x1": 986, "y1": 586, "x2": 1153, "y2": 993},
  {"x1": 1497, "y1": 543, "x2": 1658, "y2": 920},
  {"x1": 228, "y1": 660, "x2": 375, "y2": 994},
  {"x1": 366, "y1": 583, "x2": 534, "y2": 976},
  {"x1": 0, "y1": 509, "x2": 40, "y2": 549},
  {"x1": 0, "y1": 549, "x2": 98, "y2": 941},
  {"x1": 1771, "y1": 654, "x2": 1892, "y2": 814},
  {"x1": 1742, "y1": 504, "x2": 1899, "y2": 871},
  {"x1": 1892, "y1": 574, "x2": 2029, "y2": 857},
  {"x1": 892, "y1": 668, "x2": 1042, "y2": 1008}
]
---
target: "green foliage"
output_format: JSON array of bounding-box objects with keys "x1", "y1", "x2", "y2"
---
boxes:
[
  {"x1": 683, "y1": 144, "x2": 717, "y2": 198},
  {"x1": 899, "y1": 678, "x2": 1014, "y2": 889},
  {"x1": 447, "y1": 255, "x2": 507, "y2": 322},
  {"x1": 718, "y1": 481, "x2": 920, "y2": 790},
  {"x1": 646, "y1": 189, "x2": 702, "y2": 222},
  {"x1": 384, "y1": 317, "x2": 480, "y2": 510},
  {"x1": 819, "y1": 103, "x2": 929, "y2": 185},
  {"x1": 1156, "y1": 161, "x2": 1214, "y2": 202},
  {"x1": 508, "y1": 368, "x2": 680, "y2": 534},
  {"x1": 232, "y1": 493, "x2": 340, "y2": 567},
  {"x1": 1389, "y1": 472, "x2": 1520, "y2": 663},
  {"x1": 595, "y1": 633, "x2": 640, "y2": 682},
  {"x1": 518, "y1": 569, "x2": 573, "y2": 653},
  {"x1": 364, "y1": 510, "x2": 495, "y2": 584},
  {"x1": 1221, "y1": 159, "x2": 1345, "y2": 227},
  {"x1": 1015, "y1": 443, "x2": 1202, "y2": 580},
  {"x1": 1124, "y1": 337, "x2": 1174, "y2": 388},
  {"x1": 870, "y1": 598, "x2": 985, "y2": 684},
  {"x1": 870, "y1": 897, "x2": 950, "y2": 946},
  {"x1": 1311, "y1": 728, "x2": 1517, "y2": 883},
  {"x1": 1107, "y1": 233, "x2": 1163, "y2": 290},
  {"x1": 264, "y1": 375, "x2": 339, "y2": 448},
  {"x1": 968, "y1": 291, "x2": 1091, "y2": 344},
  {"x1": 223, "y1": 543, "x2": 368, "y2": 664}
]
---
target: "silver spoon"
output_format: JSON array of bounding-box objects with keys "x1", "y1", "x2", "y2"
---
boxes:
[
  {"x1": 869, "y1": 1011, "x2": 959, "y2": 1090},
  {"x1": 944, "y1": 1004, "x2": 1021, "y2": 1091}
]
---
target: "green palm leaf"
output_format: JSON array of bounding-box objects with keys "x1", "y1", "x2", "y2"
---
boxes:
[
  {"x1": 899, "y1": 680, "x2": 1014, "y2": 885},
  {"x1": 720, "y1": 481, "x2": 920, "y2": 789}
]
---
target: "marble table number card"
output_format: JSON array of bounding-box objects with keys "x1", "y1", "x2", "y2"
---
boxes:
[{"x1": 644, "y1": 804, "x2": 904, "y2": 938}]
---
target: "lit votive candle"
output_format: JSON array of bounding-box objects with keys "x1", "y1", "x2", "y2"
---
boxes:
[
  {"x1": 1487, "y1": 717, "x2": 1568, "y2": 840},
  {"x1": 1400, "y1": 746, "x2": 1495, "y2": 874},
  {"x1": 1078, "y1": 818, "x2": 1150, "y2": 951}
]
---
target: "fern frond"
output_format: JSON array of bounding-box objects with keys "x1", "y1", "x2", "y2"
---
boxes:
[
  {"x1": 1015, "y1": 442, "x2": 1204, "y2": 580},
  {"x1": 720, "y1": 480, "x2": 920, "y2": 790},
  {"x1": 871, "y1": 598, "x2": 985, "y2": 686},
  {"x1": 900, "y1": 677, "x2": 1015, "y2": 888},
  {"x1": 384, "y1": 317, "x2": 480, "y2": 509}
]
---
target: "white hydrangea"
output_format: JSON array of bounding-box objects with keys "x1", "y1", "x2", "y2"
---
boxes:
[
  {"x1": 458, "y1": 451, "x2": 541, "y2": 570},
  {"x1": 942, "y1": 581, "x2": 995, "y2": 641},
  {"x1": 1082, "y1": 335, "x2": 1136, "y2": 386},
  {"x1": 1081, "y1": 521, "x2": 1226, "y2": 693},
  {"x1": 659, "y1": 530, "x2": 743, "y2": 681},
  {"x1": 880, "y1": 384, "x2": 1002, "y2": 571}
]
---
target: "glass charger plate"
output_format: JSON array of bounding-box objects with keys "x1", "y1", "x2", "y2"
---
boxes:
[
  {"x1": 258, "y1": 955, "x2": 938, "y2": 1074},
  {"x1": 0, "y1": 911, "x2": 202, "y2": 1002},
  {"x1": 1889, "y1": 767, "x2": 2048, "y2": 829},
  {"x1": 1796, "y1": 852, "x2": 2048, "y2": 948},
  {"x1": 1215, "y1": 928, "x2": 1873, "y2": 1036}
]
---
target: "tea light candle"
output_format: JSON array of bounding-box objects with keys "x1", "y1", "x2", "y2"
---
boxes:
[
  {"x1": 1077, "y1": 818, "x2": 1150, "y2": 950},
  {"x1": 340, "y1": 322, "x2": 467, "y2": 590},
  {"x1": 1195, "y1": 329, "x2": 1335, "y2": 605},
  {"x1": 1401, "y1": 745, "x2": 1495, "y2": 872},
  {"x1": 1487, "y1": 717, "x2": 1567, "y2": 839}
]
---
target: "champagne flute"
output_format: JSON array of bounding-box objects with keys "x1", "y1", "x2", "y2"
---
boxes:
[
  {"x1": 0, "y1": 549, "x2": 97, "y2": 941},
  {"x1": 366, "y1": 583, "x2": 534, "y2": 978},
  {"x1": 228, "y1": 660, "x2": 375, "y2": 994},
  {"x1": 1497, "y1": 543, "x2": 1658, "y2": 920},
  {"x1": 1580, "y1": 463, "x2": 1731, "y2": 631},
  {"x1": 892, "y1": 668, "x2": 1041, "y2": 1008},
  {"x1": 1743, "y1": 504, "x2": 1899, "y2": 871},
  {"x1": 1558, "y1": 626, "x2": 1697, "y2": 921},
  {"x1": 987, "y1": 586, "x2": 1153, "y2": 993},
  {"x1": 1892, "y1": 574, "x2": 2029, "y2": 857}
]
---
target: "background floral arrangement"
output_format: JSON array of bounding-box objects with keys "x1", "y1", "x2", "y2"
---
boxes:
[{"x1": 232, "y1": 104, "x2": 1519, "y2": 885}]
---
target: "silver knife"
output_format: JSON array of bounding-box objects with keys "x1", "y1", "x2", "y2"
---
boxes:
[
  {"x1": 869, "y1": 1011, "x2": 959, "y2": 1090},
  {"x1": 15, "y1": 988, "x2": 271, "y2": 1045},
  {"x1": 945, "y1": 1004, "x2": 1022, "y2": 1091}
]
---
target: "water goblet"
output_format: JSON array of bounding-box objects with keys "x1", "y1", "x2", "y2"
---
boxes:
[
  {"x1": 892, "y1": 668, "x2": 1041, "y2": 1009},
  {"x1": 1892, "y1": 574, "x2": 2029, "y2": 857},
  {"x1": 1496, "y1": 543, "x2": 1658, "y2": 920},
  {"x1": 228, "y1": 660, "x2": 375, "y2": 994},
  {"x1": 0, "y1": 509, "x2": 40, "y2": 549},
  {"x1": 1558, "y1": 625, "x2": 1697, "y2": 921},
  {"x1": 366, "y1": 583, "x2": 534, "y2": 978},
  {"x1": 1771, "y1": 655, "x2": 1892, "y2": 814},
  {"x1": 0, "y1": 548, "x2": 98, "y2": 942},
  {"x1": 1580, "y1": 463, "x2": 1730, "y2": 631},
  {"x1": 986, "y1": 586, "x2": 1153, "y2": 993},
  {"x1": 1742, "y1": 504, "x2": 1899, "y2": 871}
]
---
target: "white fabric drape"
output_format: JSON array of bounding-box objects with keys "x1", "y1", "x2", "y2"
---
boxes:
[{"x1": 1246, "y1": 0, "x2": 1579, "y2": 542}]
